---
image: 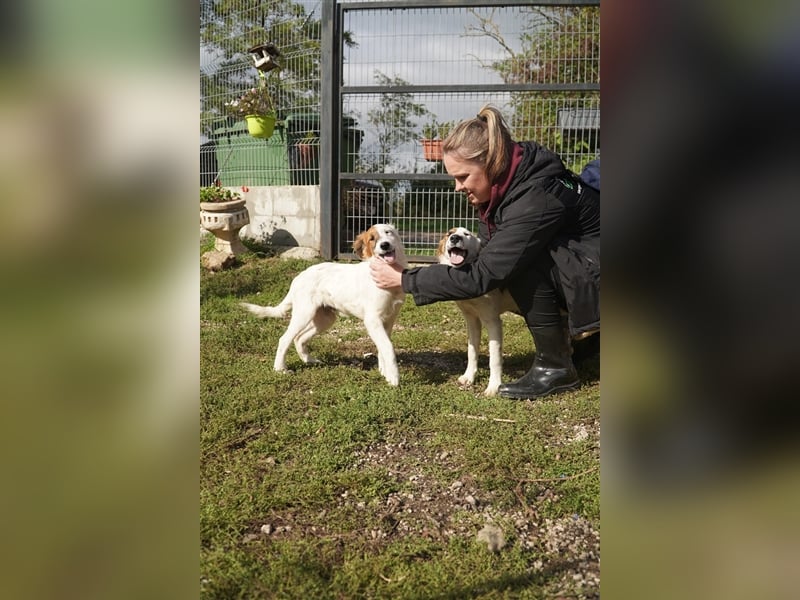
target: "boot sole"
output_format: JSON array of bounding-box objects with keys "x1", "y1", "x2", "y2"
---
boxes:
[{"x1": 498, "y1": 381, "x2": 580, "y2": 400}]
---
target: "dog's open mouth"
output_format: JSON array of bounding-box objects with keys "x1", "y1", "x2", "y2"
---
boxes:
[
  {"x1": 379, "y1": 250, "x2": 397, "y2": 264},
  {"x1": 448, "y1": 247, "x2": 467, "y2": 266}
]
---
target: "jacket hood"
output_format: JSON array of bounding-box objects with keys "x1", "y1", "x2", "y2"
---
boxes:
[{"x1": 513, "y1": 141, "x2": 569, "y2": 184}]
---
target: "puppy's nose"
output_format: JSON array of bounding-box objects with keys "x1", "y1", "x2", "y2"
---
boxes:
[
  {"x1": 449, "y1": 234, "x2": 461, "y2": 244},
  {"x1": 379, "y1": 241, "x2": 392, "y2": 251}
]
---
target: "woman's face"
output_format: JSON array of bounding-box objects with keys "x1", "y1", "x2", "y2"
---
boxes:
[{"x1": 443, "y1": 153, "x2": 492, "y2": 207}]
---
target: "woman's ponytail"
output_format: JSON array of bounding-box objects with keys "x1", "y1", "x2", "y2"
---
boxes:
[{"x1": 442, "y1": 104, "x2": 514, "y2": 184}]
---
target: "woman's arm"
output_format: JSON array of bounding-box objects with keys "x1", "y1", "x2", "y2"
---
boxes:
[
  {"x1": 370, "y1": 258, "x2": 403, "y2": 289},
  {"x1": 399, "y1": 197, "x2": 565, "y2": 305},
  {"x1": 370, "y1": 184, "x2": 567, "y2": 305}
]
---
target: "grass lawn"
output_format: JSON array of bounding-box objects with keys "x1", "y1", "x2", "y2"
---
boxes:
[{"x1": 201, "y1": 245, "x2": 600, "y2": 599}]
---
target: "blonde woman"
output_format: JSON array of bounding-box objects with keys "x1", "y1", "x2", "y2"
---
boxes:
[{"x1": 370, "y1": 105, "x2": 599, "y2": 399}]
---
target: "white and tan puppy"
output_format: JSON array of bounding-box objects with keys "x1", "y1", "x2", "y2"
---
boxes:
[
  {"x1": 437, "y1": 227, "x2": 520, "y2": 396},
  {"x1": 241, "y1": 224, "x2": 409, "y2": 386}
]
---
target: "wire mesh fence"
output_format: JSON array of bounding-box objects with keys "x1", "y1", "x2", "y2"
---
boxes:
[
  {"x1": 337, "y1": 89, "x2": 597, "y2": 257},
  {"x1": 341, "y1": 91, "x2": 599, "y2": 178},
  {"x1": 337, "y1": 2, "x2": 599, "y2": 258},
  {"x1": 200, "y1": 1, "x2": 599, "y2": 259},
  {"x1": 200, "y1": 0, "x2": 324, "y2": 186},
  {"x1": 341, "y1": 4, "x2": 600, "y2": 88}
]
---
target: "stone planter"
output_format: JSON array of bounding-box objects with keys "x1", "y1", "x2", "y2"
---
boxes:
[{"x1": 200, "y1": 199, "x2": 250, "y2": 255}]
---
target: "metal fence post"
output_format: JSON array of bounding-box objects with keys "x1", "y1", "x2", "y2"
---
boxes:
[{"x1": 320, "y1": 0, "x2": 341, "y2": 260}]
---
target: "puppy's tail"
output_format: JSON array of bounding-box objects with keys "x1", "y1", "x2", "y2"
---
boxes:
[{"x1": 240, "y1": 300, "x2": 290, "y2": 319}]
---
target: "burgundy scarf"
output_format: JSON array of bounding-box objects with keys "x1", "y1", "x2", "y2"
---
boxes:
[{"x1": 477, "y1": 143, "x2": 524, "y2": 239}]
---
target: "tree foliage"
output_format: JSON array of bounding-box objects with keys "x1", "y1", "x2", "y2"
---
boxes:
[
  {"x1": 361, "y1": 71, "x2": 432, "y2": 174},
  {"x1": 467, "y1": 6, "x2": 600, "y2": 171}
]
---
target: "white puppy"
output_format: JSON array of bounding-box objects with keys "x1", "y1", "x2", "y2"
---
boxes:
[
  {"x1": 241, "y1": 224, "x2": 408, "y2": 386},
  {"x1": 437, "y1": 227, "x2": 520, "y2": 396}
]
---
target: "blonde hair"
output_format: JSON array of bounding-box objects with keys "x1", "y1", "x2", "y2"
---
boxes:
[{"x1": 441, "y1": 104, "x2": 514, "y2": 184}]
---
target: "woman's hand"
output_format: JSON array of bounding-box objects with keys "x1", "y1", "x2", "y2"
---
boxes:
[{"x1": 370, "y1": 257, "x2": 404, "y2": 290}]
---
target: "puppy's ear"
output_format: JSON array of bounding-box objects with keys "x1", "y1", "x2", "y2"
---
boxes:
[
  {"x1": 353, "y1": 233, "x2": 365, "y2": 258},
  {"x1": 436, "y1": 233, "x2": 448, "y2": 258},
  {"x1": 353, "y1": 228, "x2": 373, "y2": 259}
]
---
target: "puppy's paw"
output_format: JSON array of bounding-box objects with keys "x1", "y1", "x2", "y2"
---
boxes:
[
  {"x1": 484, "y1": 380, "x2": 502, "y2": 396},
  {"x1": 457, "y1": 375, "x2": 475, "y2": 389},
  {"x1": 383, "y1": 368, "x2": 400, "y2": 386}
]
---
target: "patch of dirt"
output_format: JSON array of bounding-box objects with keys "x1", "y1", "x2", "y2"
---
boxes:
[{"x1": 249, "y1": 433, "x2": 600, "y2": 597}]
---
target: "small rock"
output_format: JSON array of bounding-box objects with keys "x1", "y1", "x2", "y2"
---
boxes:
[
  {"x1": 450, "y1": 480, "x2": 463, "y2": 490},
  {"x1": 465, "y1": 495, "x2": 477, "y2": 508},
  {"x1": 201, "y1": 250, "x2": 235, "y2": 271},
  {"x1": 260, "y1": 524, "x2": 272, "y2": 535},
  {"x1": 571, "y1": 425, "x2": 589, "y2": 442},
  {"x1": 476, "y1": 524, "x2": 506, "y2": 552},
  {"x1": 280, "y1": 246, "x2": 319, "y2": 260}
]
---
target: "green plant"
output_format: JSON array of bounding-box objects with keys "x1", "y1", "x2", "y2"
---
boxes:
[
  {"x1": 421, "y1": 119, "x2": 440, "y2": 140},
  {"x1": 437, "y1": 120, "x2": 455, "y2": 140},
  {"x1": 421, "y1": 119, "x2": 456, "y2": 140},
  {"x1": 224, "y1": 84, "x2": 276, "y2": 118},
  {"x1": 200, "y1": 186, "x2": 242, "y2": 204}
]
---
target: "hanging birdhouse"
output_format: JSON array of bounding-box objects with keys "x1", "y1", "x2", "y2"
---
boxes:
[{"x1": 247, "y1": 42, "x2": 281, "y2": 73}]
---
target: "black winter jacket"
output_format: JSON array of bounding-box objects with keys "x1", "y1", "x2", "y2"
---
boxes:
[{"x1": 401, "y1": 141, "x2": 600, "y2": 336}]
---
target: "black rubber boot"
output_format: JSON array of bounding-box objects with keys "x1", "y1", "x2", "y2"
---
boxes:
[{"x1": 498, "y1": 324, "x2": 580, "y2": 400}]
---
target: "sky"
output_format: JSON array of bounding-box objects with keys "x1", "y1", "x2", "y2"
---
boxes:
[
  {"x1": 342, "y1": 7, "x2": 519, "y2": 87},
  {"x1": 339, "y1": 5, "x2": 529, "y2": 171}
]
